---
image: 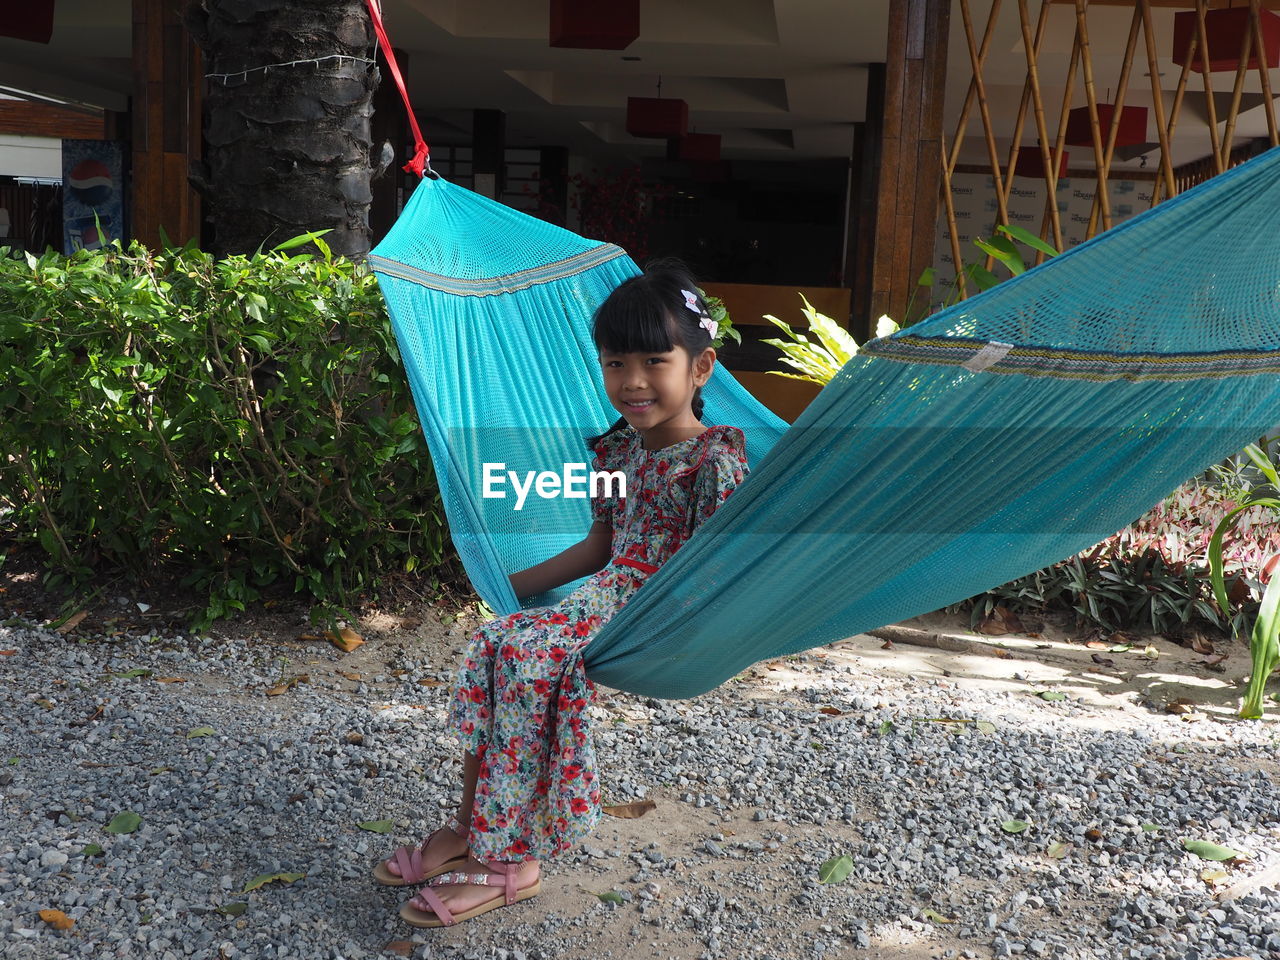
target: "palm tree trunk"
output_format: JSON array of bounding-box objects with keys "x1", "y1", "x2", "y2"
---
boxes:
[{"x1": 185, "y1": 0, "x2": 376, "y2": 258}]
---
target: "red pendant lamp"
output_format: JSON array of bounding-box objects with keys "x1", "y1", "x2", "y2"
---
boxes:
[
  {"x1": 550, "y1": 0, "x2": 639, "y2": 50},
  {"x1": 1014, "y1": 147, "x2": 1068, "y2": 179},
  {"x1": 666, "y1": 133, "x2": 720, "y2": 163},
  {"x1": 1065, "y1": 104, "x2": 1148, "y2": 148},
  {"x1": 626, "y1": 97, "x2": 688, "y2": 139},
  {"x1": 0, "y1": 0, "x2": 54, "y2": 43},
  {"x1": 1172, "y1": 7, "x2": 1280, "y2": 72}
]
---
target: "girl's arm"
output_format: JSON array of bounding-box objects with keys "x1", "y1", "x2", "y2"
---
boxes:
[{"x1": 509, "y1": 521, "x2": 613, "y2": 599}]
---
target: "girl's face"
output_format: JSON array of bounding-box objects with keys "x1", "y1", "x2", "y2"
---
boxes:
[{"x1": 600, "y1": 340, "x2": 715, "y2": 443}]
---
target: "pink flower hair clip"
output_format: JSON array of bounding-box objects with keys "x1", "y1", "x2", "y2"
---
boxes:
[
  {"x1": 681, "y1": 289, "x2": 701, "y2": 314},
  {"x1": 699, "y1": 316, "x2": 718, "y2": 340}
]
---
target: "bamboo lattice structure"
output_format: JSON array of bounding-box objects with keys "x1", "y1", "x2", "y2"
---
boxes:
[{"x1": 939, "y1": 0, "x2": 1280, "y2": 301}]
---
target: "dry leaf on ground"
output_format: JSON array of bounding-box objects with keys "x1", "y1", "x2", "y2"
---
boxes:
[
  {"x1": 329, "y1": 628, "x2": 364, "y2": 653},
  {"x1": 55, "y1": 611, "x2": 87, "y2": 635},
  {"x1": 266, "y1": 675, "x2": 307, "y2": 697},
  {"x1": 603, "y1": 799, "x2": 657, "y2": 819},
  {"x1": 39, "y1": 909, "x2": 74, "y2": 930}
]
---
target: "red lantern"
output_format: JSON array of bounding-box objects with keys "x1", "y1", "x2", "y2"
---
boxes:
[
  {"x1": 550, "y1": 0, "x2": 639, "y2": 50},
  {"x1": 1014, "y1": 147, "x2": 1068, "y2": 179},
  {"x1": 666, "y1": 133, "x2": 721, "y2": 163},
  {"x1": 1172, "y1": 7, "x2": 1280, "y2": 72},
  {"x1": 1065, "y1": 104, "x2": 1148, "y2": 148},
  {"x1": 0, "y1": 0, "x2": 54, "y2": 43},
  {"x1": 626, "y1": 97, "x2": 688, "y2": 139}
]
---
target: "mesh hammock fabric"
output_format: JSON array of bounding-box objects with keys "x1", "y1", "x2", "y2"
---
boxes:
[{"x1": 371, "y1": 147, "x2": 1280, "y2": 701}]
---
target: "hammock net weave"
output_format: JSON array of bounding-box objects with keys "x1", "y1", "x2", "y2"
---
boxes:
[{"x1": 371, "y1": 147, "x2": 1280, "y2": 701}]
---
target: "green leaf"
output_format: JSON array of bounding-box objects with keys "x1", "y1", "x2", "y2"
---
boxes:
[
  {"x1": 1037, "y1": 691, "x2": 1067, "y2": 702},
  {"x1": 217, "y1": 902, "x2": 248, "y2": 916},
  {"x1": 1244, "y1": 443, "x2": 1280, "y2": 488},
  {"x1": 111, "y1": 668, "x2": 153, "y2": 679},
  {"x1": 357, "y1": 820, "x2": 394, "y2": 833},
  {"x1": 1046, "y1": 841, "x2": 1070, "y2": 859},
  {"x1": 973, "y1": 236, "x2": 1026, "y2": 276},
  {"x1": 1181, "y1": 839, "x2": 1245, "y2": 861},
  {"x1": 963, "y1": 262, "x2": 1001, "y2": 292},
  {"x1": 81, "y1": 843, "x2": 104, "y2": 857},
  {"x1": 1240, "y1": 569, "x2": 1280, "y2": 719},
  {"x1": 975, "y1": 720, "x2": 996, "y2": 735},
  {"x1": 105, "y1": 811, "x2": 142, "y2": 834},
  {"x1": 1141, "y1": 823, "x2": 1161, "y2": 832},
  {"x1": 817, "y1": 855, "x2": 854, "y2": 884},
  {"x1": 186, "y1": 726, "x2": 216, "y2": 739},
  {"x1": 916, "y1": 267, "x2": 937, "y2": 287},
  {"x1": 996, "y1": 223, "x2": 1060, "y2": 257},
  {"x1": 240, "y1": 871, "x2": 305, "y2": 893},
  {"x1": 921, "y1": 908, "x2": 953, "y2": 924},
  {"x1": 271, "y1": 230, "x2": 333, "y2": 252},
  {"x1": 595, "y1": 891, "x2": 624, "y2": 904},
  {"x1": 1001, "y1": 819, "x2": 1031, "y2": 834},
  {"x1": 878, "y1": 719, "x2": 894, "y2": 735}
]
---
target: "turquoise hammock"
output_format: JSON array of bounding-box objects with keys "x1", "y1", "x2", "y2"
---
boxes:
[{"x1": 370, "y1": 148, "x2": 1280, "y2": 701}]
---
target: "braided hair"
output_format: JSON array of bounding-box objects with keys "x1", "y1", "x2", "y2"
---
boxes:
[{"x1": 585, "y1": 259, "x2": 716, "y2": 451}]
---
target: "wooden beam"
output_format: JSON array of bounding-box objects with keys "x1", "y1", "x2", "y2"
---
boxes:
[
  {"x1": 0, "y1": 101, "x2": 107, "y2": 140},
  {"x1": 131, "y1": 0, "x2": 202, "y2": 249},
  {"x1": 855, "y1": 0, "x2": 951, "y2": 333}
]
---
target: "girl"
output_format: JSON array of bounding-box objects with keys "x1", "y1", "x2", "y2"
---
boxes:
[{"x1": 373, "y1": 261, "x2": 749, "y2": 927}]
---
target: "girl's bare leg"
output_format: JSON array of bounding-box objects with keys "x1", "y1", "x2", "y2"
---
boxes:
[
  {"x1": 383, "y1": 752, "x2": 477, "y2": 878},
  {"x1": 411, "y1": 750, "x2": 540, "y2": 915}
]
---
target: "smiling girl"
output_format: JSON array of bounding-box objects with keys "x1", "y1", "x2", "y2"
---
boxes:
[{"x1": 374, "y1": 261, "x2": 749, "y2": 927}]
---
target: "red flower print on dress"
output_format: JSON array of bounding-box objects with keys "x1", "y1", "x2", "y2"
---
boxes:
[
  {"x1": 471, "y1": 814, "x2": 489, "y2": 833},
  {"x1": 571, "y1": 797, "x2": 590, "y2": 815},
  {"x1": 468, "y1": 685, "x2": 486, "y2": 703},
  {"x1": 550, "y1": 646, "x2": 568, "y2": 662},
  {"x1": 533, "y1": 678, "x2": 550, "y2": 695},
  {"x1": 561, "y1": 764, "x2": 582, "y2": 781}
]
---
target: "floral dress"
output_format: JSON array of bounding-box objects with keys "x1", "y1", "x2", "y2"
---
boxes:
[{"x1": 448, "y1": 424, "x2": 749, "y2": 862}]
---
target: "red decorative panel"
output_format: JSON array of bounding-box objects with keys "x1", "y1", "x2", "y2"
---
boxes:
[
  {"x1": 1014, "y1": 147, "x2": 1068, "y2": 179},
  {"x1": 1172, "y1": 8, "x2": 1280, "y2": 72},
  {"x1": 550, "y1": 0, "x2": 639, "y2": 50},
  {"x1": 626, "y1": 97, "x2": 688, "y2": 139},
  {"x1": 0, "y1": 1, "x2": 55, "y2": 43},
  {"x1": 1065, "y1": 104, "x2": 1148, "y2": 148}
]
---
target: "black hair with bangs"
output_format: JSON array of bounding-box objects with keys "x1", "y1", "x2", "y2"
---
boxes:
[{"x1": 585, "y1": 259, "x2": 715, "y2": 450}]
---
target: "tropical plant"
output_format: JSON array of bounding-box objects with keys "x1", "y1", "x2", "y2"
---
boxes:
[
  {"x1": 916, "y1": 223, "x2": 1060, "y2": 318},
  {"x1": 760, "y1": 295, "x2": 898, "y2": 385},
  {"x1": 1207, "y1": 443, "x2": 1280, "y2": 718}
]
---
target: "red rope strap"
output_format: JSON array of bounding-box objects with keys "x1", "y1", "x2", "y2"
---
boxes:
[{"x1": 365, "y1": 0, "x2": 430, "y2": 178}]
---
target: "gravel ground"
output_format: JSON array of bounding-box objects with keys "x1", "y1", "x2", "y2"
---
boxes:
[{"x1": 2, "y1": 605, "x2": 1279, "y2": 960}]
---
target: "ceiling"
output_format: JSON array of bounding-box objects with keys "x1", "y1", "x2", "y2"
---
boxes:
[{"x1": 0, "y1": 0, "x2": 1271, "y2": 168}]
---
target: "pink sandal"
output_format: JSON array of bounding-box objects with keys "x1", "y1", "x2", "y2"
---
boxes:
[
  {"x1": 372, "y1": 814, "x2": 469, "y2": 887},
  {"x1": 399, "y1": 860, "x2": 541, "y2": 927}
]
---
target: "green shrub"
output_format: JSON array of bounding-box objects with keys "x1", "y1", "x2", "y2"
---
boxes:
[{"x1": 0, "y1": 238, "x2": 447, "y2": 628}]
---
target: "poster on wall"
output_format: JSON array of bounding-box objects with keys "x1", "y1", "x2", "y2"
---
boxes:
[{"x1": 62, "y1": 139, "x2": 126, "y2": 255}]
